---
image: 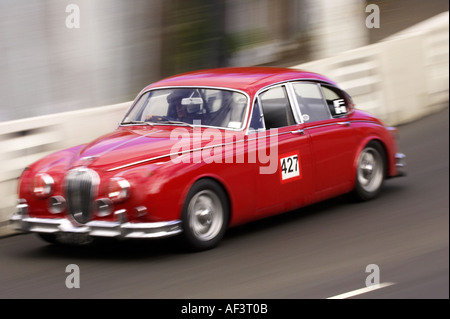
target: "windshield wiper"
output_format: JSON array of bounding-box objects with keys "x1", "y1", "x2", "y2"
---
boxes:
[
  {"x1": 156, "y1": 120, "x2": 194, "y2": 127},
  {"x1": 121, "y1": 121, "x2": 153, "y2": 126}
]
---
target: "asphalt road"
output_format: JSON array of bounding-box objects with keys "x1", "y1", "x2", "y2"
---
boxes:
[{"x1": 0, "y1": 107, "x2": 448, "y2": 301}]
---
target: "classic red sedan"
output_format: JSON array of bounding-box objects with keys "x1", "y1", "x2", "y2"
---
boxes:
[{"x1": 10, "y1": 67, "x2": 406, "y2": 250}]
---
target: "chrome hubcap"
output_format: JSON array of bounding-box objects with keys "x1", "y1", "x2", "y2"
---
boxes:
[
  {"x1": 188, "y1": 190, "x2": 223, "y2": 241},
  {"x1": 358, "y1": 147, "x2": 383, "y2": 193}
]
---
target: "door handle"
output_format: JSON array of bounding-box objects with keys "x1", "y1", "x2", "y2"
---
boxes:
[
  {"x1": 290, "y1": 129, "x2": 305, "y2": 135},
  {"x1": 337, "y1": 121, "x2": 351, "y2": 127}
]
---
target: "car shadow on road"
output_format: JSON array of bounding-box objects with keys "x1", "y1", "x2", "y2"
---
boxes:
[
  {"x1": 25, "y1": 234, "x2": 184, "y2": 261},
  {"x1": 27, "y1": 196, "x2": 349, "y2": 260},
  {"x1": 222, "y1": 182, "x2": 408, "y2": 245}
]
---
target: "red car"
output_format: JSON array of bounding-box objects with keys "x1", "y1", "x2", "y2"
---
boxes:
[{"x1": 10, "y1": 67, "x2": 406, "y2": 250}]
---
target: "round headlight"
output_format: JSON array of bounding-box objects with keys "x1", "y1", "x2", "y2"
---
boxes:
[
  {"x1": 33, "y1": 173, "x2": 54, "y2": 198},
  {"x1": 108, "y1": 177, "x2": 130, "y2": 203}
]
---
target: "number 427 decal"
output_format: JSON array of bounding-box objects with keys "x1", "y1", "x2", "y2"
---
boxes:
[{"x1": 280, "y1": 152, "x2": 302, "y2": 183}]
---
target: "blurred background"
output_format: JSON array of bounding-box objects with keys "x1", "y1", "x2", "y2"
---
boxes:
[
  {"x1": 0, "y1": 0, "x2": 448, "y2": 224},
  {"x1": 0, "y1": 0, "x2": 448, "y2": 121}
]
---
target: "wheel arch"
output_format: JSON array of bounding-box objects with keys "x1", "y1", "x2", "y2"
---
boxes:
[
  {"x1": 352, "y1": 137, "x2": 389, "y2": 186},
  {"x1": 182, "y1": 174, "x2": 233, "y2": 227}
]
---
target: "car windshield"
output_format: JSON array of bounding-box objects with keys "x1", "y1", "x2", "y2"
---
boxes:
[{"x1": 122, "y1": 88, "x2": 248, "y2": 129}]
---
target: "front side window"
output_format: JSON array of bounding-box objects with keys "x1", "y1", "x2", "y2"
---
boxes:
[
  {"x1": 292, "y1": 83, "x2": 331, "y2": 123},
  {"x1": 122, "y1": 88, "x2": 248, "y2": 129},
  {"x1": 259, "y1": 86, "x2": 295, "y2": 129}
]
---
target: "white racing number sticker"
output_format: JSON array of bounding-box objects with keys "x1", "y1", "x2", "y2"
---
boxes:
[
  {"x1": 280, "y1": 153, "x2": 301, "y2": 182},
  {"x1": 333, "y1": 99, "x2": 347, "y2": 114}
]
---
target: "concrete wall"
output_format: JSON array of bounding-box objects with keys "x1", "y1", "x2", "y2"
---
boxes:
[
  {"x1": 292, "y1": 11, "x2": 449, "y2": 126},
  {"x1": 0, "y1": 12, "x2": 448, "y2": 227},
  {"x1": 0, "y1": 102, "x2": 131, "y2": 225}
]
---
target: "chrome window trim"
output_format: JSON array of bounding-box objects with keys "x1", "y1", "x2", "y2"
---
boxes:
[
  {"x1": 317, "y1": 83, "x2": 334, "y2": 119},
  {"x1": 245, "y1": 78, "x2": 338, "y2": 135},
  {"x1": 317, "y1": 83, "x2": 349, "y2": 119},
  {"x1": 246, "y1": 82, "x2": 298, "y2": 134},
  {"x1": 120, "y1": 85, "x2": 251, "y2": 132},
  {"x1": 285, "y1": 82, "x2": 303, "y2": 124},
  {"x1": 289, "y1": 81, "x2": 334, "y2": 124},
  {"x1": 246, "y1": 95, "x2": 266, "y2": 134},
  {"x1": 245, "y1": 95, "x2": 265, "y2": 135}
]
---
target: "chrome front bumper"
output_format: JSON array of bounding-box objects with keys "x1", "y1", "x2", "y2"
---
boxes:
[
  {"x1": 394, "y1": 152, "x2": 406, "y2": 177},
  {"x1": 9, "y1": 205, "x2": 182, "y2": 239}
]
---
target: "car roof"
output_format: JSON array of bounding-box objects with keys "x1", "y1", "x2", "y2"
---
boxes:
[{"x1": 142, "y1": 66, "x2": 338, "y2": 95}]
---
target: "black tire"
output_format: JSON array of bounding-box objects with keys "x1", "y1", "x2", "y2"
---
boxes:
[
  {"x1": 352, "y1": 141, "x2": 386, "y2": 201},
  {"x1": 180, "y1": 179, "x2": 229, "y2": 251}
]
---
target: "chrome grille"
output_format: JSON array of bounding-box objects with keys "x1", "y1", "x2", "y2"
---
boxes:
[{"x1": 65, "y1": 168, "x2": 99, "y2": 224}]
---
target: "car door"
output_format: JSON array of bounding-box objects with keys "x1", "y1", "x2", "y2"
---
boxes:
[
  {"x1": 290, "y1": 82, "x2": 358, "y2": 199},
  {"x1": 250, "y1": 84, "x2": 314, "y2": 217}
]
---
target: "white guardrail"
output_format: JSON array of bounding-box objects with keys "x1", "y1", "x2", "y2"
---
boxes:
[{"x1": 0, "y1": 12, "x2": 448, "y2": 227}]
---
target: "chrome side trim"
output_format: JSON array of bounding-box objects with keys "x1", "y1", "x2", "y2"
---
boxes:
[
  {"x1": 107, "y1": 130, "x2": 296, "y2": 172},
  {"x1": 107, "y1": 119, "x2": 389, "y2": 172},
  {"x1": 348, "y1": 120, "x2": 384, "y2": 127}
]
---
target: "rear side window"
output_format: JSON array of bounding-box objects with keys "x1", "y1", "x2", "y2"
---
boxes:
[
  {"x1": 259, "y1": 86, "x2": 295, "y2": 129},
  {"x1": 292, "y1": 83, "x2": 331, "y2": 122},
  {"x1": 321, "y1": 85, "x2": 352, "y2": 118}
]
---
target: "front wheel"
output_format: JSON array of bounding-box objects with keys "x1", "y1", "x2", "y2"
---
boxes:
[
  {"x1": 181, "y1": 179, "x2": 229, "y2": 251},
  {"x1": 352, "y1": 141, "x2": 386, "y2": 201}
]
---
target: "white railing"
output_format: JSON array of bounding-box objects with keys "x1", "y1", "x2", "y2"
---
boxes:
[
  {"x1": 292, "y1": 11, "x2": 449, "y2": 126},
  {"x1": 0, "y1": 102, "x2": 131, "y2": 223},
  {"x1": 0, "y1": 12, "x2": 448, "y2": 225}
]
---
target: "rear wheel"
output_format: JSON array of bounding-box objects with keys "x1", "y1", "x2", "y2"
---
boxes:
[
  {"x1": 353, "y1": 141, "x2": 386, "y2": 201},
  {"x1": 181, "y1": 179, "x2": 229, "y2": 251}
]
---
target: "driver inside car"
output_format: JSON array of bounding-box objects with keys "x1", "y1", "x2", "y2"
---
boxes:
[
  {"x1": 146, "y1": 89, "x2": 198, "y2": 124},
  {"x1": 174, "y1": 98, "x2": 189, "y2": 121}
]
